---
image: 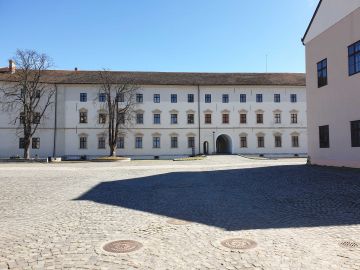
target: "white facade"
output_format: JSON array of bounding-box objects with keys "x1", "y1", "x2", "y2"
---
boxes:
[
  {"x1": 303, "y1": 1, "x2": 360, "y2": 168},
  {"x1": 0, "y1": 72, "x2": 307, "y2": 159}
]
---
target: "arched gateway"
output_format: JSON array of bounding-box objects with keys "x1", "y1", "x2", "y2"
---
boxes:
[{"x1": 216, "y1": 134, "x2": 232, "y2": 154}]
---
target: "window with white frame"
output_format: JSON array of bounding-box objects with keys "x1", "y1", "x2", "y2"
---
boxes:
[
  {"x1": 274, "y1": 113, "x2": 281, "y2": 124},
  {"x1": 171, "y1": 114, "x2": 178, "y2": 124},
  {"x1": 135, "y1": 137, "x2": 143, "y2": 148},
  {"x1": 275, "y1": 135, "x2": 282, "y2": 148},
  {"x1": 79, "y1": 136, "x2": 87, "y2": 149},
  {"x1": 171, "y1": 136, "x2": 178, "y2": 148},
  {"x1": 117, "y1": 136, "x2": 125, "y2": 149},
  {"x1": 240, "y1": 136, "x2": 247, "y2": 148},
  {"x1": 188, "y1": 137, "x2": 195, "y2": 148},
  {"x1": 292, "y1": 135, "x2": 299, "y2": 148},
  {"x1": 98, "y1": 136, "x2": 106, "y2": 149},
  {"x1": 153, "y1": 137, "x2": 161, "y2": 148}
]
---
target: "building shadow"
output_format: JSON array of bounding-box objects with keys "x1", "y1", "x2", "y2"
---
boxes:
[{"x1": 75, "y1": 165, "x2": 360, "y2": 231}]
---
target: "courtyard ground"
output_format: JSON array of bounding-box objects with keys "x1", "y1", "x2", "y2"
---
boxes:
[{"x1": 0, "y1": 156, "x2": 360, "y2": 270}]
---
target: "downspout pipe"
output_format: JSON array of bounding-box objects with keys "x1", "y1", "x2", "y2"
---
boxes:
[
  {"x1": 52, "y1": 84, "x2": 58, "y2": 157},
  {"x1": 197, "y1": 85, "x2": 201, "y2": 155}
]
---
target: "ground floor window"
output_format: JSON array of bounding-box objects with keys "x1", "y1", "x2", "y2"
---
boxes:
[
  {"x1": 98, "y1": 137, "x2": 106, "y2": 149},
  {"x1": 171, "y1": 137, "x2": 178, "y2": 148},
  {"x1": 205, "y1": 114, "x2": 212, "y2": 124},
  {"x1": 153, "y1": 137, "x2": 161, "y2": 148},
  {"x1": 32, "y1": 138, "x2": 40, "y2": 149},
  {"x1": 292, "y1": 136, "x2": 299, "y2": 148},
  {"x1": 291, "y1": 113, "x2": 298, "y2": 124},
  {"x1": 257, "y1": 136, "x2": 265, "y2": 148},
  {"x1": 275, "y1": 135, "x2": 282, "y2": 148},
  {"x1": 188, "y1": 137, "x2": 195, "y2": 148},
  {"x1": 240, "y1": 136, "x2": 247, "y2": 148},
  {"x1": 135, "y1": 137, "x2": 143, "y2": 149},
  {"x1": 240, "y1": 114, "x2": 247, "y2": 124},
  {"x1": 117, "y1": 137, "x2": 125, "y2": 149},
  {"x1": 351, "y1": 120, "x2": 360, "y2": 147},
  {"x1": 319, "y1": 125, "x2": 330, "y2": 148},
  {"x1": 19, "y1": 138, "x2": 24, "y2": 149},
  {"x1": 80, "y1": 136, "x2": 87, "y2": 149}
]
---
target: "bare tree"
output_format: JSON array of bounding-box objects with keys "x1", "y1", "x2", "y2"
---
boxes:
[
  {"x1": 98, "y1": 70, "x2": 139, "y2": 157},
  {"x1": 0, "y1": 49, "x2": 55, "y2": 159}
]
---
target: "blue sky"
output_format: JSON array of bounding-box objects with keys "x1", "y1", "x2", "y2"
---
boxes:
[{"x1": 0, "y1": 0, "x2": 317, "y2": 73}]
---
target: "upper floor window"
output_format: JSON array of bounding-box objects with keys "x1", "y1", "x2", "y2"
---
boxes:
[
  {"x1": 256, "y1": 113, "x2": 263, "y2": 124},
  {"x1": 187, "y1": 114, "x2": 194, "y2": 124},
  {"x1": 256, "y1": 94, "x2": 263, "y2": 103},
  {"x1": 99, "y1": 93, "x2": 106, "y2": 102},
  {"x1": 240, "y1": 94, "x2": 246, "y2": 103},
  {"x1": 188, "y1": 94, "x2": 194, "y2": 103},
  {"x1": 136, "y1": 113, "x2": 144, "y2": 124},
  {"x1": 222, "y1": 94, "x2": 229, "y2": 103},
  {"x1": 205, "y1": 114, "x2": 212, "y2": 124},
  {"x1": 118, "y1": 112, "x2": 125, "y2": 124},
  {"x1": 116, "y1": 93, "x2": 124, "y2": 102},
  {"x1": 290, "y1": 94, "x2": 297, "y2": 103},
  {"x1": 351, "y1": 120, "x2": 360, "y2": 147},
  {"x1": 153, "y1": 114, "x2": 161, "y2": 124},
  {"x1": 348, "y1": 40, "x2": 360, "y2": 76},
  {"x1": 205, "y1": 94, "x2": 211, "y2": 103},
  {"x1": 274, "y1": 94, "x2": 281, "y2": 103},
  {"x1": 319, "y1": 125, "x2": 330, "y2": 148},
  {"x1": 291, "y1": 113, "x2": 298, "y2": 124},
  {"x1": 240, "y1": 114, "x2": 247, "y2": 124},
  {"x1": 98, "y1": 136, "x2": 106, "y2": 149},
  {"x1": 171, "y1": 94, "x2": 177, "y2": 103},
  {"x1": 222, "y1": 114, "x2": 229, "y2": 124},
  {"x1": 153, "y1": 137, "x2": 161, "y2": 148},
  {"x1": 79, "y1": 111, "x2": 88, "y2": 123},
  {"x1": 153, "y1": 94, "x2": 160, "y2": 103},
  {"x1": 99, "y1": 113, "x2": 107, "y2": 124},
  {"x1": 317, "y1": 59, "x2": 328, "y2": 88},
  {"x1": 32, "y1": 137, "x2": 40, "y2": 149},
  {"x1": 32, "y1": 112, "x2": 41, "y2": 124},
  {"x1": 80, "y1": 93, "x2": 87, "y2": 102},
  {"x1": 136, "y1": 93, "x2": 143, "y2": 103},
  {"x1": 274, "y1": 113, "x2": 281, "y2": 124},
  {"x1": 171, "y1": 114, "x2": 178, "y2": 124}
]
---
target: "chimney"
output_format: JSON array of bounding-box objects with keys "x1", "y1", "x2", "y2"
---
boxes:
[{"x1": 8, "y1": 59, "x2": 16, "y2": 74}]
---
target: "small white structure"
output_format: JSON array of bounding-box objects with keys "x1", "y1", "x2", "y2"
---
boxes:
[
  {"x1": 0, "y1": 69, "x2": 307, "y2": 159},
  {"x1": 303, "y1": 0, "x2": 360, "y2": 168}
]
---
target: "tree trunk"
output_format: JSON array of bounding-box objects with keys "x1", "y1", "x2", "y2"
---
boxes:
[
  {"x1": 23, "y1": 143, "x2": 30, "y2": 159},
  {"x1": 109, "y1": 144, "x2": 116, "y2": 157}
]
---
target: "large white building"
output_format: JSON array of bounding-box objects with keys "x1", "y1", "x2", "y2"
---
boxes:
[
  {"x1": 0, "y1": 67, "x2": 307, "y2": 159},
  {"x1": 303, "y1": 0, "x2": 360, "y2": 168}
]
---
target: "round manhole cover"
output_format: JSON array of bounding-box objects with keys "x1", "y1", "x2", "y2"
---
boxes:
[
  {"x1": 166, "y1": 219, "x2": 191, "y2": 225},
  {"x1": 103, "y1": 240, "x2": 143, "y2": 253},
  {"x1": 221, "y1": 238, "x2": 257, "y2": 250},
  {"x1": 339, "y1": 241, "x2": 359, "y2": 249}
]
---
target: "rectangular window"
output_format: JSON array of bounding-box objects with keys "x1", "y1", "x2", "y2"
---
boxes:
[
  {"x1": 256, "y1": 114, "x2": 263, "y2": 124},
  {"x1": 291, "y1": 113, "x2": 298, "y2": 124},
  {"x1": 188, "y1": 94, "x2": 194, "y2": 103},
  {"x1": 256, "y1": 94, "x2": 263, "y2": 103},
  {"x1": 171, "y1": 114, "x2": 178, "y2": 124},
  {"x1": 205, "y1": 94, "x2": 211, "y2": 103},
  {"x1": 117, "y1": 137, "x2": 125, "y2": 149},
  {"x1": 275, "y1": 113, "x2": 281, "y2": 124},
  {"x1": 348, "y1": 40, "x2": 360, "y2": 76},
  {"x1": 136, "y1": 94, "x2": 143, "y2": 103},
  {"x1": 19, "y1": 138, "x2": 24, "y2": 149},
  {"x1": 136, "y1": 113, "x2": 143, "y2": 124},
  {"x1": 32, "y1": 137, "x2": 40, "y2": 149},
  {"x1": 35, "y1": 90, "x2": 40, "y2": 99},
  {"x1": 154, "y1": 114, "x2": 161, "y2": 124},
  {"x1": 240, "y1": 136, "x2": 247, "y2": 148},
  {"x1": 222, "y1": 94, "x2": 229, "y2": 103},
  {"x1": 240, "y1": 94, "x2": 246, "y2": 103},
  {"x1": 153, "y1": 94, "x2": 160, "y2": 103},
  {"x1": 317, "y1": 59, "x2": 328, "y2": 88},
  {"x1": 20, "y1": 112, "x2": 25, "y2": 125},
  {"x1": 32, "y1": 112, "x2": 40, "y2": 124},
  {"x1": 222, "y1": 114, "x2": 229, "y2": 124},
  {"x1": 274, "y1": 94, "x2": 281, "y2": 103},
  {"x1": 171, "y1": 94, "x2": 177, "y2": 103},
  {"x1": 118, "y1": 112, "x2": 125, "y2": 124},
  {"x1": 116, "y1": 93, "x2": 124, "y2": 102},
  {"x1": 80, "y1": 93, "x2": 87, "y2": 102},
  {"x1": 240, "y1": 114, "x2": 247, "y2": 124},
  {"x1": 188, "y1": 137, "x2": 195, "y2": 148},
  {"x1": 135, "y1": 137, "x2": 143, "y2": 149},
  {"x1": 99, "y1": 93, "x2": 106, "y2": 102},
  {"x1": 99, "y1": 113, "x2": 106, "y2": 124},
  {"x1": 290, "y1": 94, "x2": 297, "y2": 103},
  {"x1": 205, "y1": 114, "x2": 212, "y2": 124},
  {"x1": 79, "y1": 111, "x2": 87, "y2": 123},
  {"x1": 79, "y1": 136, "x2": 87, "y2": 149},
  {"x1": 153, "y1": 137, "x2": 160, "y2": 148},
  {"x1": 187, "y1": 114, "x2": 194, "y2": 124},
  {"x1": 257, "y1": 137, "x2": 264, "y2": 148},
  {"x1": 351, "y1": 120, "x2": 360, "y2": 147},
  {"x1": 275, "y1": 136, "x2": 282, "y2": 148},
  {"x1": 98, "y1": 137, "x2": 106, "y2": 149},
  {"x1": 292, "y1": 136, "x2": 299, "y2": 148},
  {"x1": 319, "y1": 125, "x2": 330, "y2": 148},
  {"x1": 171, "y1": 137, "x2": 178, "y2": 148}
]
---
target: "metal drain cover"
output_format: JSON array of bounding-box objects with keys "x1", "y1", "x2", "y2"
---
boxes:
[
  {"x1": 339, "y1": 241, "x2": 359, "y2": 249},
  {"x1": 166, "y1": 219, "x2": 191, "y2": 225},
  {"x1": 221, "y1": 238, "x2": 257, "y2": 250},
  {"x1": 103, "y1": 240, "x2": 143, "y2": 253}
]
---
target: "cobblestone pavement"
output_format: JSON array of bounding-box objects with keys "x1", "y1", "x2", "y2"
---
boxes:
[{"x1": 0, "y1": 156, "x2": 360, "y2": 270}]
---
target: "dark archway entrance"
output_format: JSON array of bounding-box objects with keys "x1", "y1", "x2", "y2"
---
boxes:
[
  {"x1": 203, "y1": 141, "x2": 209, "y2": 155},
  {"x1": 216, "y1": 134, "x2": 232, "y2": 154}
]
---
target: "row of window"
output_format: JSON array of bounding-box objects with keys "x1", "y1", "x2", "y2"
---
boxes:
[
  {"x1": 80, "y1": 92, "x2": 298, "y2": 104},
  {"x1": 317, "y1": 39, "x2": 360, "y2": 88},
  {"x1": 319, "y1": 120, "x2": 360, "y2": 148},
  {"x1": 19, "y1": 138, "x2": 40, "y2": 149},
  {"x1": 79, "y1": 111, "x2": 299, "y2": 125}
]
